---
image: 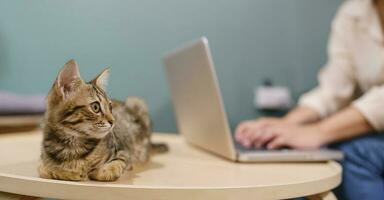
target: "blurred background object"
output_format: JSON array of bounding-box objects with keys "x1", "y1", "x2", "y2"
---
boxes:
[
  {"x1": 0, "y1": 0, "x2": 342, "y2": 133},
  {"x1": 0, "y1": 91, "x2": 44, "y2": 133},
  {"x1": 0, "y1": 91, "x2": 45, "y2": 115},
  {"x1": 254, "y1": 79, "x2": 292, "y2": 111},
  {"x1": 0, "y1": 115, "x2": 43, "y2": 133}
]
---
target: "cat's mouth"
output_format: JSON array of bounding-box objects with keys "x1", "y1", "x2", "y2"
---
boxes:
[{"x1": 95, "y1": 122, "x2": 113, "y2": 131}]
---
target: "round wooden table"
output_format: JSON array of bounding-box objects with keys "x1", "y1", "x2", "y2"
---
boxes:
[{"x1": 0, "y1": 130, "x2": 341, "y2": 200}]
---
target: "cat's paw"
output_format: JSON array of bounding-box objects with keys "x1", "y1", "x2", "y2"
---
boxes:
[
  {"x1": 89, "y1": 160, "x2": 127, "y2": 181},
  {"x1": 52, "y1": 171, "x2": 87, "y2": 181},
  {"x1": 39, "y1": 171, "x2": 88, "y2": 181},
  {"x1": 39, "y1": 165, "x2": 87, "y2": 181}
]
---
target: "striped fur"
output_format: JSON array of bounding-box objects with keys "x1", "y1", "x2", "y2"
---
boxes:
[{"x1": 39, "y1": 60, "x2": 167, "y2": 182}]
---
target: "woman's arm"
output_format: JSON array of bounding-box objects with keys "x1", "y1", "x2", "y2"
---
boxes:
[{"x1": 317, "y1": 107, "x2": 373, "y2": 144}]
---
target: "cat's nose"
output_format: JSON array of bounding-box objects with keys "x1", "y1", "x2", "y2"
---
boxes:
[
  {"x1": 106, "y1": 114, "x2": 115, "y2": 127},
  {"x1": 108, "y1": 120, "x2": 114, "y2": 126}
]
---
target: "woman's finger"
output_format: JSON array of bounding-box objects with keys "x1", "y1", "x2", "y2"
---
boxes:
[
  {"x1": 267, "y1": 135, "x2": 286, "y2": 150},
  {"x1": 254, "y1": 130, "x2": 276, "y2": 149},
  {"x1": 247, "y1": 128, "x2": 266, "y2": 146},
  {"x1": 235, "y1": 121, "x2": 250, "y2": 141},
  {"x1": 241, "y1": 127, "x2": 255, "y2": 148}
]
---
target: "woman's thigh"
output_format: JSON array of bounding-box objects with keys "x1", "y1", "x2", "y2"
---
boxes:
[{"x1": 330, "y1": 134, "x2": 384, "y2": 200}]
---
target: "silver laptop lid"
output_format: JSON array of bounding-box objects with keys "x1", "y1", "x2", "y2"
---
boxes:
[{"x1": 163, "y1": 37, "x2": 237, "y2": 160}]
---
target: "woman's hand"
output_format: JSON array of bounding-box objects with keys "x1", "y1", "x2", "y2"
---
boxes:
[
  {"x1": 235, "y1": 117, "x2": 289, "y2": 148},
  {"x1": 235, "y1": 107, "x2": 322, "y2": 149},
  {"x1": 235, "y1": 119, "x2": 327, "y2": 149},
  {"x1": 261, "y1": 124, "x2": 326, "y2": 150}
]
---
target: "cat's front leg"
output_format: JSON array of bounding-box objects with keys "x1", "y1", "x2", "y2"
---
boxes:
[
  {"x1": 39, "y1": 163, "x2": 87, "y2": 181},
  {"x1": 89, "y1": 151, "x2": 132, "y2": 181},
  {"x1": 88, "y1": 160, "x2": 126, "y2": 181}
]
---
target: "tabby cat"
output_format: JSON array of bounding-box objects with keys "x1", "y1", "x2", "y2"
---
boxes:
[{"x1": 39, "y1": 59, "x2": 167, "y2": 181}]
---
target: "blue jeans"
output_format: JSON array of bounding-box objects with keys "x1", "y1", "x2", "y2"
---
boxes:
[{"x1": 330, "y1": 134, "x2": 384, "y2": 200}]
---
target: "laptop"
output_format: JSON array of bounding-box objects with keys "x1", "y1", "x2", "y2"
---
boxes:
[{"x1": 163, "y1": 37, "x2": 343, "y2": 162}]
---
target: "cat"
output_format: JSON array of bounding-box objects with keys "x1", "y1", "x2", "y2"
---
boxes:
[{"x1": 39, "y1": 59, "x2": 167, "y2": 181}]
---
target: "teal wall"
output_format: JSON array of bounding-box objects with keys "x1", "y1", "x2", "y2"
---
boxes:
[{"x1": 0, "y1": 0, "x2": 342, "y2": 132}]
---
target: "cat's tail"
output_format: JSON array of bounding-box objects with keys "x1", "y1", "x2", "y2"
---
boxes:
[
  {"x1": 125, "y1": 97, "x2": 149, "y2": 119},
  {"x1": 151, "y1": 142, "x2": 169, "y2": 154},
  {"x1": 125, "y1": 97, "x2": 169, "y2": 154},
  {"x1": 125, "y1": 97, "x2": 151, "y2": 128}
]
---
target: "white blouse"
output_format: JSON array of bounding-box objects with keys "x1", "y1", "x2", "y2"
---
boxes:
[{"x1": 299, "y1": 0, "x2": 384, "y2": 130}]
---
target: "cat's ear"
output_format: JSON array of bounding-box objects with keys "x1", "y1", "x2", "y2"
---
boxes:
[
  {"x1": 55, "y1": 59, "x2": 82, "y2": 99},
  {"x1": 91, "y1": 68, "x2": 110, "y2": 91}
]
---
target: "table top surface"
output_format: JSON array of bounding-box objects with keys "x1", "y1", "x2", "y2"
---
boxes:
[{"x1": 0, "y1": 130, "x2": 341, "y2": 200}]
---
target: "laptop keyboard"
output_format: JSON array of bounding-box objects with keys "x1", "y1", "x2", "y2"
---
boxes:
[
  {"x1": 235, "y1": 141, "x2": 291, "y2": 152},
  {"x1": 235, "y1": 142, "x2": 265, "y2": 152}
]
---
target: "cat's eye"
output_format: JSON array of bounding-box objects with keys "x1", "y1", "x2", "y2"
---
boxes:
[{"x1": 91, "y1": 102, "x2": 101, "y2": 113}]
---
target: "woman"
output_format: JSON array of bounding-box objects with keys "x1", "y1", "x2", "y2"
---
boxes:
[{"x1": 235, "y1": 0, "x2": 384, "y2": 199}]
